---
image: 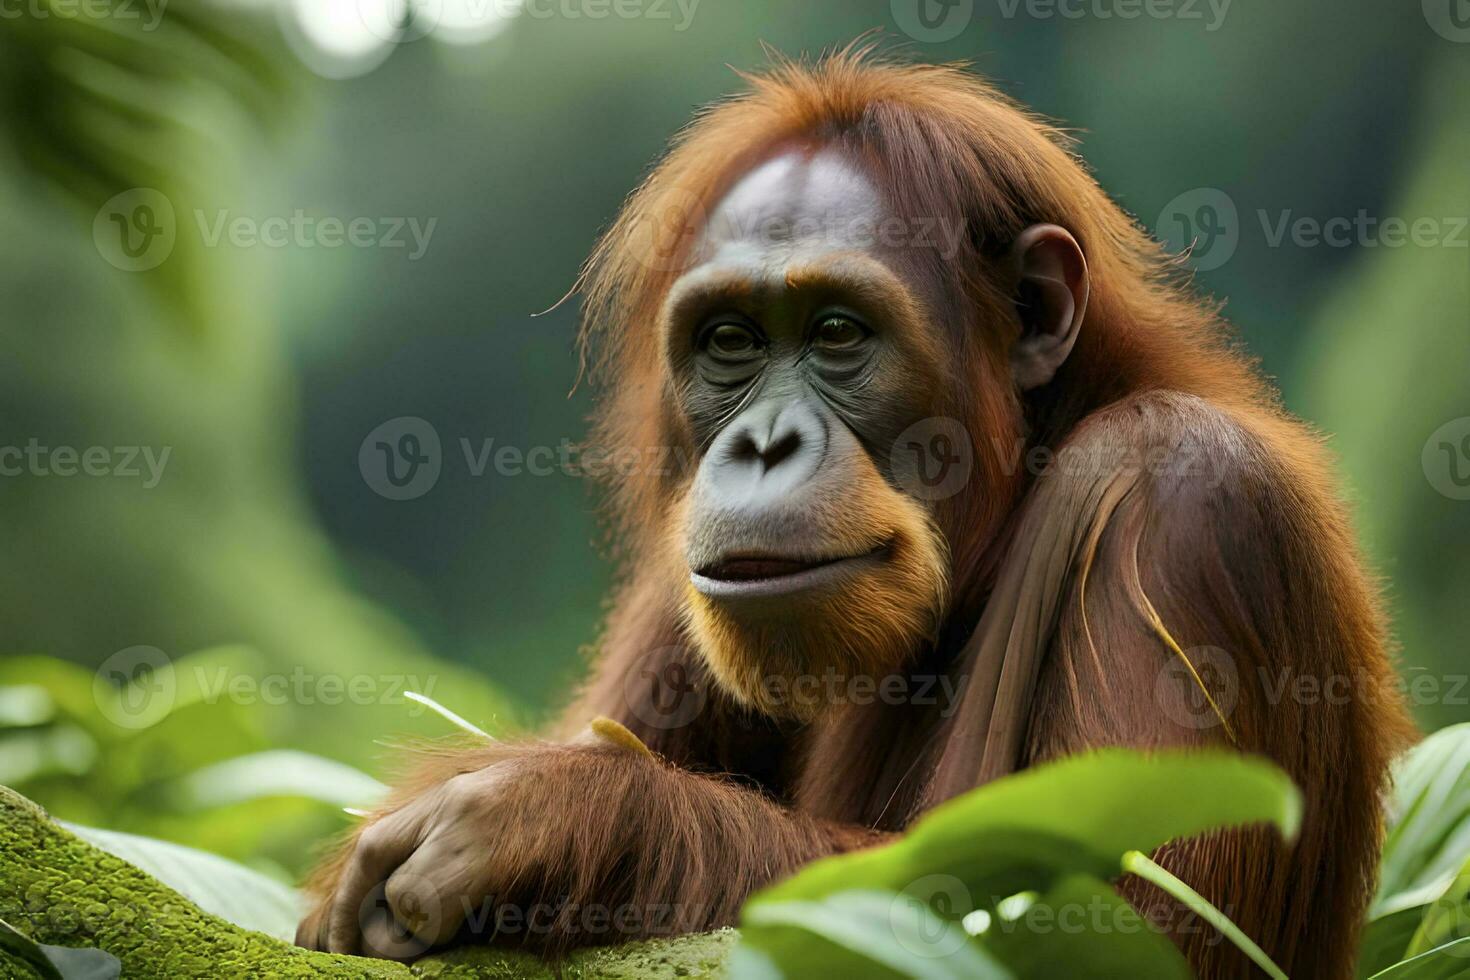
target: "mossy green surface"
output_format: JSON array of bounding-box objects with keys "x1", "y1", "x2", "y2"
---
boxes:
[{"x1": 0, "y1": 787, "x2": 735, "y2": 978}]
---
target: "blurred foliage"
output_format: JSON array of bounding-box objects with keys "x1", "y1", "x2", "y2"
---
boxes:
[
  {"x1": 0, "y1": 651, "x2": 393, "y2": 882},
  {"x1": 1302, "y1": 52, "x2": 1470, "y2": 734}
]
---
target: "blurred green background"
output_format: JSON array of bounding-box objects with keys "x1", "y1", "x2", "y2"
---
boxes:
[{"x1": 0, "y1": 0, "x2": 1465, "y2": 881}]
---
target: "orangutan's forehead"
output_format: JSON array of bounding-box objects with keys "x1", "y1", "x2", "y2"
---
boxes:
[{"x1": 694, "y1": 148, "x2": 891, "y2": 262}]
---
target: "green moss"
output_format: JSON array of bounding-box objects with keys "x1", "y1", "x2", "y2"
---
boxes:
[{"x1": 0, "y1": 788, "x2": 734, "y2": 978}]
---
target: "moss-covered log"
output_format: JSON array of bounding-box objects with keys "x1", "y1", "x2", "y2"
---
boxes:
[{"x1": 0, "y1": 788, "x2": 734, "y2": 979}]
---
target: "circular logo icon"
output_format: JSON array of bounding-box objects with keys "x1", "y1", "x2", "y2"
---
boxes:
[
  {"x1": 622, "y1": 647, "x2": 707, "y2": 731},
  {"x1": 891, "y1": 417, "x2": 974, "y2": 502},
  {"x1": 1424, "y1": 0, "x2": 1470, "y2": 42},
  {"x1": 93, "y1": 189, "x2": 176, "y2": 272},
  {"x1": 359, "y1": 417, "x2": 442, "y2": 500},
  {"x1": 1154, "y1": 646, "x2": 1238, "y2": 732},
  {"x1": 1423, "y1": 417, "x2": 1470, "y2": 501},
  {"x1": 891, "y1": 874, "x2": 973, "y2": 959},
  {"x1": 355, "y1": 0, "x2": 436, "y2": 43},
  {"x1": 627, "y1": 187, "x2": 707, "y2": 274},
  {"x1": 361, "y1": 875, "x2": 439, "y2": 959},
  {"x1": 94, "y1": 646, "x2": 175, "y2": 730},
  {"x1": 1155, "y1": 187, "x2": 1239, "y2": 272},
  {"x1": 891, "y1": 0, "x2": 974, "y2": 42}
]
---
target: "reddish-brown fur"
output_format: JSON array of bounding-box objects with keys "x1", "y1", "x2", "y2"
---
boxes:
[{"x1": 302, "y1": 46, "x2": 1416, "y2": 978}]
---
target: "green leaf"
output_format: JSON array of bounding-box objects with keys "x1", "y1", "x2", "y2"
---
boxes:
[
  {"x1": 61, "y1": 823, "x2": 300, "y2": 940},
  {"x1": 1367, "y1": 938, "x2": 1470, "y2": 979},
  {"x1": 755, "y1": 749, "x2": 1300, "y2": 905},
  {"x1": 169, "y1": 750, "x2": 387, "y2": 810},
  {"x1": 1121, "y1": 850, "x2": 1284, "y2": 979},
  {"x1": 978, "y1": 874, "x2": 1191, "y2": 980},
  {"x1": 1376, "y1": 725, "x2": 1470, "y2": 919},
  {"x1": 0, "y1": 919, "x2": 62, "y2": 980},
  {"x1": 33, "y1": 945, "x2": 121, "y2": 980},
  {"x1": 738, "y1": 889, "x2": 1010, "y2": 979},
  {"x1": 1359, "y1": 907, "x2": 1430, "y2": 979},
  {"x1": 1407, "y1": 858, "x2": 1470, "y2": 958},
  {"x1": 739, "y1": 751, "x2": 1294, "y2": 978}
]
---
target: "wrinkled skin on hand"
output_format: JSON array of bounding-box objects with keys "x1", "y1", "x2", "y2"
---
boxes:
[{"x1": 295, "y1": 733, "x2": 837, "y2": 960}]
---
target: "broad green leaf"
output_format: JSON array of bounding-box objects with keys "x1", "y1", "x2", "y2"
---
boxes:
[
  {"x1": 979, "y1": 874, "x2": 1191, "y2": 980},
  {"x1": 1377, "y1": 725, "x2": 1470, "y2": 919},
  {"x1": 0, "y1": 658, "x2": 110, "y2": 740},
  {"x1": 1359, "y1": 907, "x2": 1429, "y2": 979},
  {"x1": 170, "y1": 750, "x2": 387, "y2": 810},
  {"x1": 755, "y1": 749, "x2": 1299, "y2": 906},
  {"x1": 0, "y1": 726, "x2": 97, "y2": 785},
  {"x1": 62, "y1": 823, "x2": 300, "y2": 940},
  {"x1": 737, "y1": 889, "x2": 1010, "y2": 980},
  {"x1": 0, "y1": 686, "x2": 55, "y2": 728},
  {"x1": 32, "y1": 945, "x2": 121, "y2": 980},
  {"x1": 1407, "y1": 858, "x2": 1470, "y2": 958},
  {"x1": 0, "y1": 919, "x2": 62, "y2": 980}
]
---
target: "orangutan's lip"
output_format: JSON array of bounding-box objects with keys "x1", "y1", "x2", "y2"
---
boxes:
[{"x1": 691, "y1": 544, "x2": 890, "y2": 599}]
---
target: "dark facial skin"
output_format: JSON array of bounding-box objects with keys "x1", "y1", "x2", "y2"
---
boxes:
[{"x1": 661, "y1": 148, "x2": 950, "y2": 603}]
